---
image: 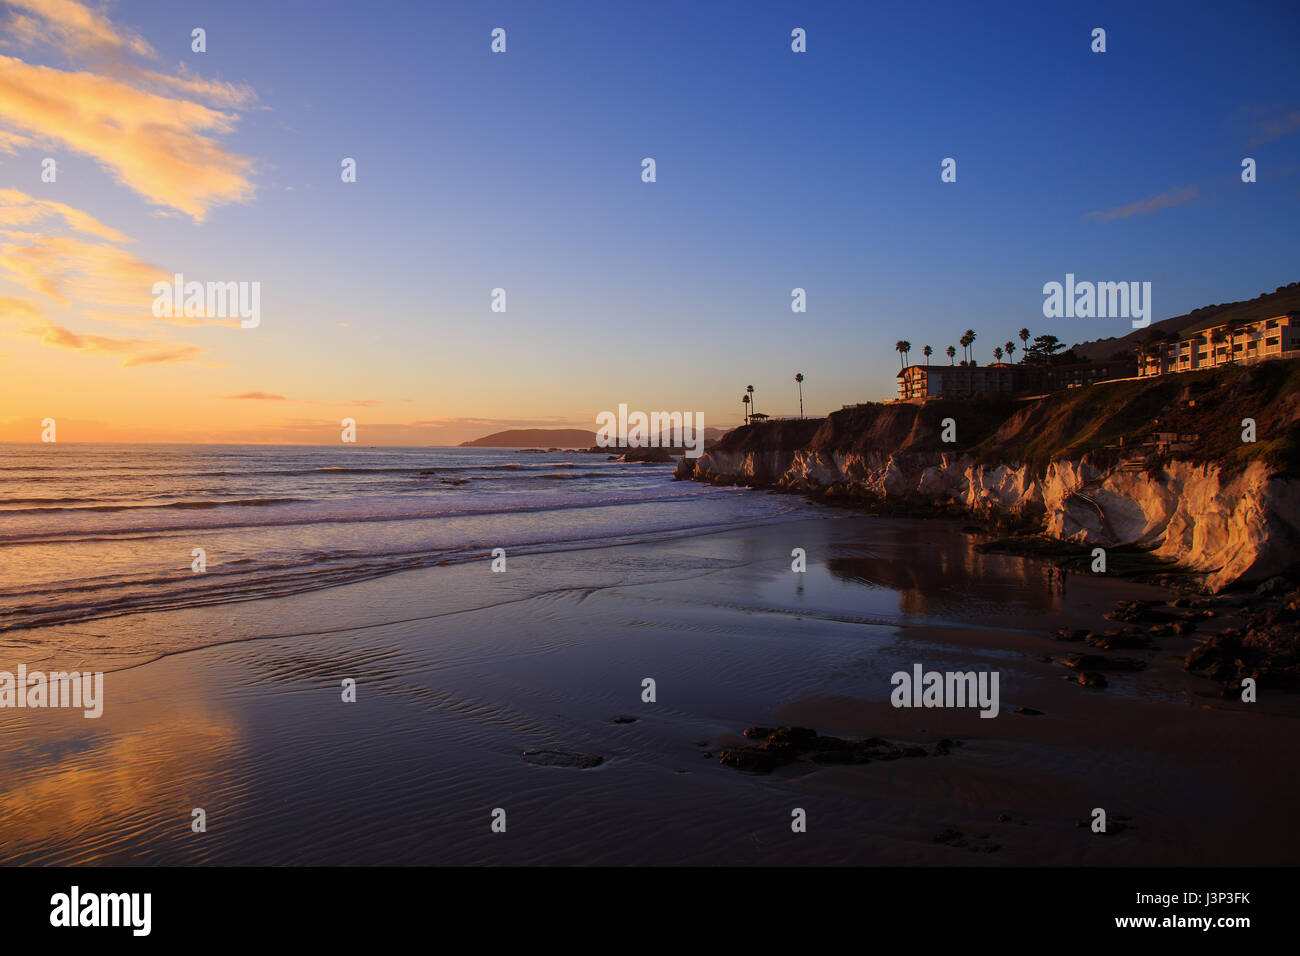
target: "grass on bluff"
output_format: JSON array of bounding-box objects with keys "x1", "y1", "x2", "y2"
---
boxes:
[{"x1": 968, "y1": 358, "x2": 1300, "y2": 476}]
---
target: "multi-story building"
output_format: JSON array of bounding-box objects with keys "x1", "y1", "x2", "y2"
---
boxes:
[
  {"x1": 1138, "y1": 313, "x2": 1300, "y2": 378},
  {"x1": 896, "y1": 363, "x2": 1020, "y2": 401},
  {"x1": 894, "y1": 312, "x2": 1298, "y2": 401},
  {"x1": 896, "y1": 359, "x2": 1136, "y2": 401},
  {"x1": 1034, "y1": 359, "x2": 1138, "y2": 392}
]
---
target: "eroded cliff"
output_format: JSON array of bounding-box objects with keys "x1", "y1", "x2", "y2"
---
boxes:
[{"x1": 678, "y1": 362, "x2": 1300, "y2": 590}]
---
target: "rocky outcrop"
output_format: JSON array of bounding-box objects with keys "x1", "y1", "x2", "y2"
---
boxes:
[
  {"x1": 1185, "y1": 581, "x2": 1300, "y2": 690},
  {"x1": 677, "y1": 373, "x2": 1300, "y2": 590}
]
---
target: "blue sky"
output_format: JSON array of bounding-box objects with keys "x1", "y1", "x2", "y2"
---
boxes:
[{"x1": 1, "y1": 0, "x2": 1297, "y2": 441}]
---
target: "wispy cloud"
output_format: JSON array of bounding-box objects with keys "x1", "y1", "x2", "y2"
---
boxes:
[
  {"x1": 1087, "y1": 185, "x2": 1200, "y2": 222},
  {"x1": 0, "y1": 0, "x2": 258, "y2": 220},
  {"x1": 222, "y1": 392, "x2": 383, "y2": 407},
  {"x1": 1244, "y1": 108, "x2": 1300, "y2": 147},
  {"x1": 3, "y1": 0, "x2": 154, "y2": 58},
  {"x1": 0, "y1": 234, "x2": 158, "y2": 306},
  {"x1": 0, "y1": 56, "x2": 256, "y2": 220},
  {"x1": 0, "y1": 293, "x2": 43, "y2": 322},
  {"x1": 408, "y1": 416, "x2": 594, "y2": 428},
  {"x1": 1, "y1": 293, "x2": 204, "y2": 366},
  {"x1": 0, "y1": 188, "x2": 130, "y2": 242},
  {"x1": 0, "y1": 191, "x2": 243, "y2": 340},
  {"x1": 31, "y1": 319, "x2": 204, "y2": 366},
  {"x1": 224, "y1": 391, "x2": 288, "y2": 401},
  {"x1": 0, "y1": 126, "x2": 34, "y2": 154}
]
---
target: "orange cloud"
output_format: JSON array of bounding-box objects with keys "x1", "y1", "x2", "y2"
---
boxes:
[
  {"x1": 225, "y1": 391, "x2": 288, "y2": 401},
  {"x1": 3, "y1": 0, "x2": 154, "y2": 57},
  {"x1": 79, "y1": 307, "x2": 243, "y2": 330},
  {"x1": 0, "y1": 234, "x2": 161, "y2": 307},
  {"x1": 0, "y1": 188, "x2": 130, "y2": 242},
  {"x1": 0, "y1": 126, "x2": 34, "y2": 154},
  {"x1": 221, "y1": 393, "x2": 384, "y2": 406},
  {"x1": 0, "y1": 54, "x2": 256, "y2": 219},
  {"x1": 0, "y1": 3, "x2": 257, "y2": 368},
  {"x1": 34, "y1": 319, "x2": 204, "y2": 366},
  {"x1": 0, "y1": 295, "x2": 201, "y2": 366},
  {"x1": 0, "y1": 194, "x2": 249, "y2": 353},
  {"x1": 0, "y1": 293, "x2": 44, "y2": 322}
]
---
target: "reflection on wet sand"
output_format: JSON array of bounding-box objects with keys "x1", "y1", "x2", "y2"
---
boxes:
[
  {"x1": 827, "y1": 522, "x2": 1068, "y2": 618},
  {"x1": 0, "y1": 666, "x2": 243, "y2": 865},
  {"x1": 2, "y1": 514, "x2": 1290, "y2": 866}
]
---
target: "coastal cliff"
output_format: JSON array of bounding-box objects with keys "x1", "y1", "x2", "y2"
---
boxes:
[{"x1": 678, "y1": 362, "x2": 1300, "y2": 590}]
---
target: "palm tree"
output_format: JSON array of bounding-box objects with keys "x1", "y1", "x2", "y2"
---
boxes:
[
  {"x1": 964, "y1": 329, "x2": 976, "y2": 363},
  {"x1": 1005, "y1": 341, "x2": 1015, "y2": 362},
  {"x1": 746, "y1": 384, "x2": 755, "y2": 418},
  {"x1": 895, "y1": 340, "x2": 912, "y2": 369},
  {"x1": 1145, "y1": 330, "x2": 1168, "y2": 374},
  {"x1": 1018, "y1": 328, "x2": 1030, "y2": 360},
  {"x1": 922, "y1": 345, "x2": 932, "y2": 364},
  {"x1": 959, "y1": 332, "x2": 975, "y2": 393},
  {"x1": 993, "y1": 346, "x2": 1003, "y2": 362},
  {"x1": 794, "y1": 372, "x2": 804, "y2": 419},
  {"x1": 1211, "y1": 327, "x2": 1227, "y2": 367},
  {"x1": 946, "y1": 345, "x2": 956, "y2": 365},
  {"x1": 742, "y1": 393, "x2": 751, "y2": 424},
  {"x1": 1226, "y1": 321, "x2": 1243, "y2": 363}
]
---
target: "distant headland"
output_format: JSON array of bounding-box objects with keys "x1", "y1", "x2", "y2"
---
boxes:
[{"x1": 459, "y1": 428, "x2": 598, "y2": 448}]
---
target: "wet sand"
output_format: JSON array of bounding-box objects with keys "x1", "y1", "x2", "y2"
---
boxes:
[{"x1": 1, "y1": 514, "x2": 1296, "y2": 865}]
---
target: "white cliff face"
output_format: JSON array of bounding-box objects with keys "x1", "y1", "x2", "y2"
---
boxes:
[{"x1": 683, "y1": 448, "x2": 1297, "y2": 591}]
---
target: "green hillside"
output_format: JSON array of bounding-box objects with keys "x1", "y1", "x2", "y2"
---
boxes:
[{"x1": 969, "y1": 358, "x2": 1300, "y2": 475}]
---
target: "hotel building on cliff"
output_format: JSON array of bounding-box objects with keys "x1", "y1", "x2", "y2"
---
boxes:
[
  {"x1": 896, "y1": 359, "x2": 1136, "y2": 401},
  {"x1": 1136, "y1": 313, "x2": 1300, "y2": 378},
  {"x1": 896, "y1": 312, "x2": 1300, "y2": 400}
]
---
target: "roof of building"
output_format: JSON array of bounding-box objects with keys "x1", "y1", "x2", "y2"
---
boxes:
[
  {"x1": 1042, "y1": 359, "x2": 1137, "y2": 372},
  {"x1": 896, "y1": 359, "x2": 1136, "y2": 378},
  {"x1": 895, "y1": 363, "x2": 1016, "y2": 377},
  {"x1": 1175, "y1": 312, "x2": 1296, "y2": 340}
]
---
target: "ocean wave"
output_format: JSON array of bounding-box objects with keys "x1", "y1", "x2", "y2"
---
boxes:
[
  {"x1": 0, "y1": 506, "x2": 804, "y2": 636},
  {"x1": 0, "y1": 486, "x2": 739, "y2": 544},
  {"x1": 0, "y1": 461, "x2": 618, "y2": 481},
  {"x1": 0, "y1": 496, "x2": 109, "y2": 505},
  {"x1": 0, "y1": 497, "x2": 308, "y2": 515}
]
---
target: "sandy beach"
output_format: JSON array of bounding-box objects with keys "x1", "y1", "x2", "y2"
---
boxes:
[{"x1": 2, "y1": 512, "x2": 1295, "y2": 866}]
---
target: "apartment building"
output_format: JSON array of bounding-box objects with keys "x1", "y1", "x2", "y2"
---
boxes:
[
  {"x1": 896, "y1": 363, "x2": 1020, "y2": 401},
  {"x1": 1138, "y1": 313, "x2": 1300, "y2": 377},
  {"x1": 896, "y1": 359, "x2": 1136, "y2": 401}
]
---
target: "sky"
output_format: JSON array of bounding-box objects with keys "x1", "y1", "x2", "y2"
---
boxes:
[{"x1": 0, "y1": 0, "x2": 1297, "y2": 445}]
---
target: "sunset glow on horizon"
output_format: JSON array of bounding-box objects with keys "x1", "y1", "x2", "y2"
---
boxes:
[{"x1": 2, "y1": 0, "x2": 1298, "y2": 445}]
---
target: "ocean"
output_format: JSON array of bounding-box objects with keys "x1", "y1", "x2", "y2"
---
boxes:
[{"x1": 0, "y1": 443, "x2": 807, "y2": 664}]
